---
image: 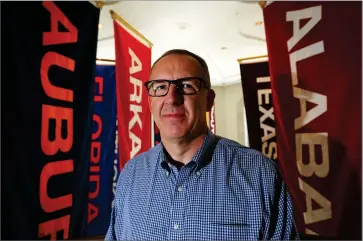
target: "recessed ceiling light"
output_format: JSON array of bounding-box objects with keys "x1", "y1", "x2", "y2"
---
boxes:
[
  {"x1": 98, "y1": 23, "x2": 103, "y2": 29},
  {"x1": 255, "y1": 21, "x2": 263, "y2": 26}
]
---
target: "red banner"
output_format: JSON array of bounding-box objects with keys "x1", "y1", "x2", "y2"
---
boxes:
[
  {"x1": 263, "y1": 1, "x2": 361, "y2": 239},
  {"x1": 113, "y1": 17, "x2": 152, "y2": 171}
]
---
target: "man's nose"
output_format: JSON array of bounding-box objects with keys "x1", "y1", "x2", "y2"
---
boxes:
[{"x1": 164, "y1": 83, "x2": 183, "y2": 104}]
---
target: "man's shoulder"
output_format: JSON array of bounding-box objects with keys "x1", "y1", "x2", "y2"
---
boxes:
[
  {"x1": 132, "y1": 143, "x2": 161, "y2": 161},
  {"x1": 121, "y1": 144, "x2": 162, "y2": 173},
  {"x1": 216, "y1": 136, "x2": 277, "y2": 172},
  {"x1": 215, "y1": 136, "x2": 281, "y2": 190}
]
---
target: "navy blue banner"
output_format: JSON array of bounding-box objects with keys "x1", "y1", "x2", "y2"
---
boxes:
[
  {"x1": 86, "y1": 65, "x2": 118, "y2": 236},
  {"x1": 112, "y1": 118, "x2": 120, "y2": 211},
  {"x1": 2, "y1": 2, "x2": 100, "y2": 239}
]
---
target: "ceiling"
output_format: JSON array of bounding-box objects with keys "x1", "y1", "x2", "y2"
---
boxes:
[{"x1": 95, "y1": 1, "x2": 268, "y2": 86}]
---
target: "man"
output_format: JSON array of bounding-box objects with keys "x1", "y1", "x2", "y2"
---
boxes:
[{"x1": 105, "y1": 49, "x2": 299, "y2": 240}]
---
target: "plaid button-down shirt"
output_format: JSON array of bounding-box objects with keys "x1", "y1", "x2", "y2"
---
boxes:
[{"x1": 105, "y1": 130, "x2": 299, "y2": 240}]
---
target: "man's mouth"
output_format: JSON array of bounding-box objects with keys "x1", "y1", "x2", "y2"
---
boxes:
[{"x1": 163, "y1": 113, "x2": 185, "y2": 118}]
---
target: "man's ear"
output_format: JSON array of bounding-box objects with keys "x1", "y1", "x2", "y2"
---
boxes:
[{"x1": 206, "y1": 89, "x2": 215, "y2": 111}]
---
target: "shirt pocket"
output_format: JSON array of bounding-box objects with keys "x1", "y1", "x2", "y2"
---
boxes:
[
  {"x1": 199, "y1": 205, "x2": 256, "y2": 240},
  {"x1": 208, "y1": 207, "x2": 251, "y2": 225},
  {"x1": 201, "y1": 219, "x2": 252, "y2": 240},
  {"x1": 206, "y1": 194, "x2": 252, "y2": 224},
  {"x1": 203, "y1": 223, "x2": 251, "y2": 241}
]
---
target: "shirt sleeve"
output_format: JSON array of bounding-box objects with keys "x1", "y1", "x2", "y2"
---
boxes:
[
  {"x1": 104, "y1": 162, "x2": 128, "y2": 241},
  {"x1": 104, "y1": 203, "x2": 117, "y2": 241},
  {"x1": 262, "y1": 169, "x2": 300, "y2": 240},
  {"x1": 104, "y1": 158, "x2": 135, "y2": 241}
]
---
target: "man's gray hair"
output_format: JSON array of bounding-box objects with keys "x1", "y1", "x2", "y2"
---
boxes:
[{"x1": 151, "y1": 49, "x2": 211, "y2": 87}]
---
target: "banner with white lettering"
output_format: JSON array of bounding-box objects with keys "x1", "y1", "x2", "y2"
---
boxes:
[
  {"x1": 112, "y1": 118, "x2": 120, "y2": 204},
  {"x1": 262, "y1": 1, "x2": 362, "y2": 239},
  {"x1": 207, "y1": 103, "x2": 216, "y2": 134},
  {"x1": 113, "y1": 13, "x2": 152, "y2": 171},
  {"x1": 2, "y1": 2, "x2": 100, "y2": 239},
  {"x1": 239, "y1": 60, "x2": 277, "y2": 162},
  {"x1": 86, "y1": 65, "x2": 117, "y2": 236}
]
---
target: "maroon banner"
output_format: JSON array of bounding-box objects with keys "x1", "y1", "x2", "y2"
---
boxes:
[
  {"x1": 113, "y1": 14, "x2": 152, "y2": 171},
  {"x1": 239, "y1": 60, "x2": 277, "y2": 162},
  {"x1": 262, "y1": 1, "x2": 362, "y2": 239},
  {"x1": 208, "y1": 103, "x2": 216, "y2": 134}
]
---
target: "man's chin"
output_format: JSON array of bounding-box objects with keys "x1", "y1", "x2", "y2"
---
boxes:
[
  {"x1": 164, "y1": 133, "x2": 186, "y2": 140},
  {"x1": 162, "y1": 129, "x2": 188, "y2": 140}
]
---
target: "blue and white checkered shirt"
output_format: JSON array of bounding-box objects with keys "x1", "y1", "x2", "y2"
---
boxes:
[{"x1": 105, "y1": 130, "x2": 299, "y2": 240}]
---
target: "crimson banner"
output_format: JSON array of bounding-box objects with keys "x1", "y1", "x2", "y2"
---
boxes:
[
  {"x1": 239, "y1": 60, "x2": 277, "y2": 162},
  {"x1": 113, "y1": 14, "x2": 152, "y2": 171},
  {"x1": 207, "y1": 103, "x2": 216, "y2": 134},
  {"x1": 262, "y1": 1, "x2": 362, "y2": 239}
]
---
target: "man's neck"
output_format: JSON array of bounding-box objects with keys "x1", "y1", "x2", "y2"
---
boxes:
[{"x1": 161, "y1": 131, "x2": 207, "y2": 166}]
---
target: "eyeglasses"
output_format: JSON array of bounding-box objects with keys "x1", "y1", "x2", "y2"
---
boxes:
[{"x1": 144, "y1": 77, "x2": 209, "y2": 97}]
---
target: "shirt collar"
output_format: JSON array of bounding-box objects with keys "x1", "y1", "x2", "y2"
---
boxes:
[{"x1": 159, "y1": 129, "x2": 216, "y2": 172}]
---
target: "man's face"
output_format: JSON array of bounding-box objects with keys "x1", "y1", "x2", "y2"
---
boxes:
[{"x1": 148, "y1": 54, "x2": 214, "y2": 141}]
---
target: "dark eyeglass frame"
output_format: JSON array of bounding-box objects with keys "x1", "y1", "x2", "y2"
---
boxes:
[{"x1": 144, "y1": 77, "x2": 210, "y2": 97}]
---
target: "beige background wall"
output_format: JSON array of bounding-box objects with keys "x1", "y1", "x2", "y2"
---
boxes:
[{"x1": 212, "y1": 83, "x2": 249, "y2": 147}]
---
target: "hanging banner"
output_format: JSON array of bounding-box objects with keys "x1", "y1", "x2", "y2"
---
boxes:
[
  {"x1": 2, "y1": 1, "x2": 100, "y2": 239},
  {"x1": 112, "y1": 11, "x2": 152, "y2": 171},
  {"x1": 86, "y1": 65, "x2": 117, "y2": 236},
  {"x1": 262, "y1": 1, "x2": 362, "y2": 239},
  {"x1": 208, "y1": 103, "x2": 216, "y2": 134},
  {"x1": 153, "y1": 121, "x2": 161, "y2": 146},
  {"x1": 112, "y1": 117, "x2": 120, "y2": 206},
  {"x1": 239, "y1": 59, "x2": 277, "y2": 161}
]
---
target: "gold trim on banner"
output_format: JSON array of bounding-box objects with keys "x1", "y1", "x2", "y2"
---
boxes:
[
  {"x1": 237, "y1": 55, "x2": 268, "y2": 64},
  {"x1": 259, "y1": 0, "x2": 275, "y2": 8},
  {"x1": 95, "y1": 1, "x2": 104, "y2": 8},
  {"x1": 258, "y1": 1, "x2": 266, "y2": 8},
  {"x1": 94, "y1": 1, "x2": 121, "y2": 8},
  {"x1": 96, "y1": 58, "x2": 116, "y2": 63},
  {"x1": 110, "y1": 10, "x2": 153, "y2": 48}
]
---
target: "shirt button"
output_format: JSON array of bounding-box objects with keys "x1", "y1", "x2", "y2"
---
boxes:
[
  {"x1": 173, "y1": 223, "x2": 180, "y2": 230},
  {"x1": 196, "y1": 171, "x2": 201, "y2": 177},
  {"x1": 165, "y1": 171, "x2": 170, "y2": 177},
  {"x1": 177, "y1": 186, "x2": 183, "y2": 192}
]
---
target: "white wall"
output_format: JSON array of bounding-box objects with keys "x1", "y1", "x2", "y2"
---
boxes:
[{"x1": 212, "y1": 83, "x2": 249, "y2": 146}]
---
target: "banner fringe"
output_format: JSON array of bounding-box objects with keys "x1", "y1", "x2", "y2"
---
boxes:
[{"x1": 110, "y1": 10, "x2": 153, "y2": 48}]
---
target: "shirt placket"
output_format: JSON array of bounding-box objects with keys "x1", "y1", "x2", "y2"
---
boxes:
[{"x1": 168, "y1": 165, "x2": 193, "y2": 240}]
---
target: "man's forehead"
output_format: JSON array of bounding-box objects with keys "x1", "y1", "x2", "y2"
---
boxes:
[
  {"x1": 153, "y1": 54, "x2": 201, "y2": 68},
  {"x1": 150, "y1": 54, "x2": 203, "y2": 77}
]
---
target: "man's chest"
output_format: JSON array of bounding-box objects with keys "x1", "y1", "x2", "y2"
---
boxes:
[{"x1": 116, "y1": 168, "x2": 262, "y2": 240}]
